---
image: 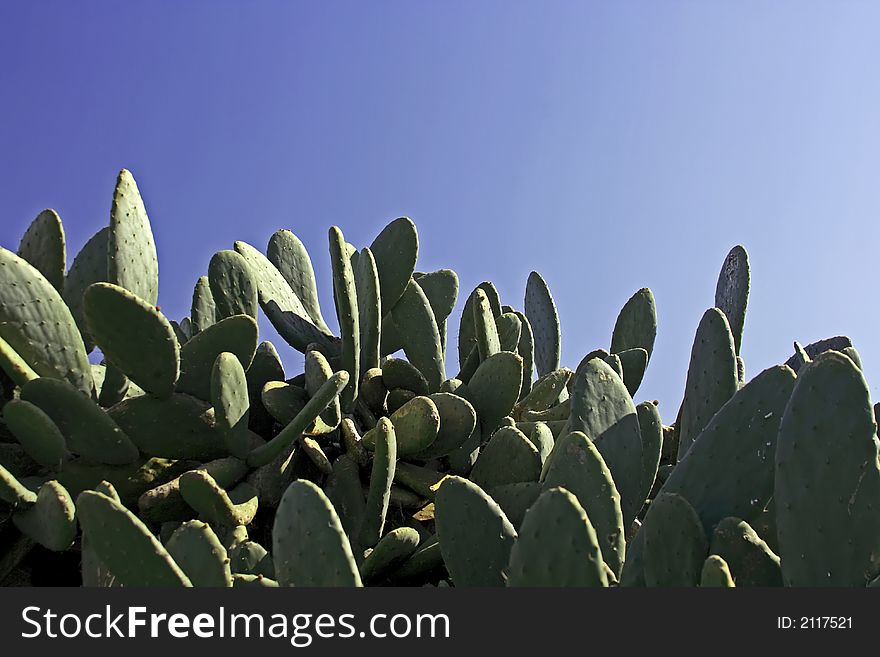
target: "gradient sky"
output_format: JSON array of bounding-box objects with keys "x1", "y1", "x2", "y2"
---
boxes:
[{"x1": 2, "y1": 2, "x2": 879, "y2": 422}]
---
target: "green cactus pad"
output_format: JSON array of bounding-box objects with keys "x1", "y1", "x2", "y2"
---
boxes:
[
  {"x1": 21, "y1": 377, "x2": 137, "y2": 464},
  {"x1": 267, "y1": 229, "x2": 330, "y2": 332},
  {"x1": 211, "y1": 352, "x2": 251, "y2": 459},
  {"x1": 434, "y1": 475, "x2": 517, "y2": 587},
  {"x1": 610, "y1": 288, "x2": 657, "y2": 362},
  {"x1": 496, "y1": 312, "x2": 522, "y2": 354},
  {"x1": 247, "y1": 370, "x2": 349, "y2": 467},
  {"x1": 541, "y1": 431, "x2": 625, "y2": 577},
  {"x1": 365, "y1": 395, "x2": 439, "y2": 457},
  {"x1": 463, "y1": 351, "x2": 523, "y2": 438},
  {"x1": 0, "y1": 247, "x2": 94, "y2": 397},
  {"x1": 180, "y1": 470, "x2": 259, "y2": 527},
  {"x1": 700, "y1": 555, "x2": 735, "y2": 587},
  {"x1": 107, "y1": 392, "x2": 227, "y2": 459},
  {"x1": 177, "y1": 314, "x2": 258, "y2": 400},
  {"x1": 784, "y1": 335, "x2": 851, "y2": 372},
  {"x1": 0, "y1": 335, "x2": 40, "y2": 387},
  {"x1": 617, "y1": 347, "x2": 648, "y2": 397},
  {"x1": 382, "y1": 357, "x2": 429, "y2": 395},
  {"x1": 566, "y1": 357, "x2": 643, "y2": 528},
  {"x1": 208, "y1": 250, "x2": 258, "y2": 320},
  {"x1": 389, "y1": 534, "x2": 444, "y2": 582},
  {"x1": 261, "y1": 381, "x2": 308, "y2": 426},
  {"x1": 18, "y1": 209, "x2": 65, "y2": 292},
  {"x1": 412, "y1": 392, "x2": 477, "y2": 460},
  {"x1": 12, "y1": 480, "x2": 77, "y2": 551},
  {"x1": 487, "y1": 481, "x2": 541, "y2": 529},
  {"x1": 62, "y1": 226, "x2": 109, "y2": 352},
  {"x1": 301, "y1": 437, "x2": 332, "y2": 474},
  {"x1": 358, "y1": 417, "x2": 396, "y2": 548},
  {"x1": 643, "y1": 492, "x2": 708, "y2": 587},
  {"x1": 98, "y1": 363, "x2": 131, "y2": 407},
  {"x1": 714, "y1": 245, "x2": 749, "y2": 355},
  {"x1": 710, "y1": 517, "x2": 781, "y2": 587},
  {"x1": 516, "y1": 367, "x2": 572, "y2": 416},
  {"x1": 369, "y1": 217, "x2": 418, "y2": 313},
  {"x1": 166, "y1": 520, "x2": 233, "y2": 587},
  {"x1": 245, "y1": 340, "x2": 284, "y2": 434},
  {"x1": 524, "y1": 271, "x2": 560, "y2": 377},
  {"x1": 508, "y1": 487, "x2": 608, "y2": 587},
  {"x1": 324, "y1": 454, "x2": 367, "y2": 540},
  {"x1": 77, "y1": 490, "x2": 191, "y2": 586},
  {"x1": 0, "y1": 463, "x2": 37, "y2": 506},
  {"x1": 677, "y1": 308, "x2": 738, "y2": 459},
  {"x1": 83, "y1": 282, "x2": 180, "y2": 398},
  {"x1": 306, "y1": 348, "x2": 342, "y2": 429},
  {"x1": 470, "y1": 426, "x2": 541, "y2": 490},
  {"x1": 635, "y1": 401, "x2": 663, "y2": 517},
  {"x1": 457, "y1": 282, "x2": 502, "y2": 368},
  {"x1": 393, "y1": 461, "x2": 448, "y2": 500},
  {"x1": 473, "y1": 288, "x2": 501, "y2": 362},
  {"x1": 391, "y1": 278, "x2": 445, "y2": 392},
  {"x1": 108, "y1": 169, "x2": 159, "y2": 305},
  {"x1": 3, "y1": 398, "x2": 66, "y2": 468},
  {"x1": 513, "y1": 310, "x2": 535, "y2": 399},
  {"x1": 353, "y1": 247, "x2": 382, "y2": 376},
  {"x1": 329, "y1": 226, "x2": 360, "y2": 412},
  {"x1": 234, "y1": 240, "x2": 337, "y2": 353},
  {"x1": 361, "y1": 527, "x2": 420, "y2": 583},
  {"x1": 273, "y1": 479, "x2": 362, "y2": 587},
  {"x1": 521, "y1": 398, "x2": 570, "y2": 423},
  {"x1": 190, "y1": 276, "x2": 217, "y2": 334},
  {"x1": 775, "y1": 351, "x2": 880, "y2": 586},
  {"x1": 229, "y1": 540, "x2": 275, "y2": 578}
]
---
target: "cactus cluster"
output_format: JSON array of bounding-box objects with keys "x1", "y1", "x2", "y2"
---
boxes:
[{"x1": 1, "y1": 169, "x2": 877, "y2": 588}]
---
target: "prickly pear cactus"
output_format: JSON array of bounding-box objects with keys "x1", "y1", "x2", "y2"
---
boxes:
[{"x1": 0, "y1": 171, "x2": 874, "y2": 589}]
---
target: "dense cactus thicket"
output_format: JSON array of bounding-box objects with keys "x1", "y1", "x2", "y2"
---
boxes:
[{"x1": 1, "y1": 169, "x2": 877, "y2": 587}]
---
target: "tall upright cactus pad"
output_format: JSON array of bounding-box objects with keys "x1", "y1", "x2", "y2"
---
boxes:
[
  {"x1": 211, "y1": 351, "x2": 251, "y2": 459},
  {"x1": 636, "y1": 401, "x2": 663, "y2": 516},
  {"x1": 358, "y1": 417, "x2": 397, "y2": 548},
  {"x1": 464, "y1": 351, "x2": 523, "y2": 436},
  {"x1": 267, "y1": 229, "x2": 330, "y2": 333},
  {"x1": 643, "y1": 492, "x2": 708, "y2": 587},
  {"x1": 391, "y1": 278, "x2": 445, "y2": 392},
  {"x1": 83, "y1": 282, "x2": 180, "y2": 398},
  {"x1": 775, "y1": 352, "x2": 880, "y2": 586},
  {"x1": 542, "y1": 431, "x2": 625, "y2": 577},
  {"x1": 18, "y1": 209, "x2": 65, "y2": 292},
  {"x1": 710, "y1": 517, "x2": 782, "y2": 587},
  {"x1": 208, "y1": 250, "x2": 258, "y2": 320},
  {"x1": 714, "y1": 245, "x2": 749, "y2": 355},
  {"x1": 245, "y1": 340, "x2": 284, "y2": 435},
  {"x1": 610, "y1": 288, "x2": 657, "y2": 362},
  {"x1": 413, "y1": 268, "x2": 459, "y2": 354},
  {"x1": 177, "y1": 314, "x2": 258, "y2": 400},
  {"x1": 273, "y1": 479, "x2": 362, "y2": 587},
  {"x1": 568, "y1": 358, "x2": 643, "y2": 528},
  {"x1": 190, "y1": 276, "x2": 216, "y2": 334},
  {"x1": 676, "y1": 308, "x2": 738, "y2": 459},
  {"x1": 63, "y1": 226, "x2": 109, "y2": 352},
  {"x1": 513, "y1": 310, "x2": 535, "y2": 398},
  {"x1": 21, "y1": 377, "x2": 138, "y2": 465},
  {"x1": 108, "y1": 169, "x2": 159, "y2": 306},
  {"x1": 77, "y1": 490, "x2": 192, "y2": 586},
  {"x1": 355, "y1": 247, "x2": 381, "y2": 376},
  {"x1": 234, "y1": 240, "x2": 337, "y2": 353},
  {"x1": 617, "y1": 347, "x2": 648, "y2": 397},
  {"x1": 458, "y1": 282, "x2": 502, "y2": 368},
  {"x1": 369, "y1": 217, "x2": 418, "y2": 313},
  {"x1": 473, "y1": 288, "x2": 501, "y2": 361},
  {"x1": 508, "y1": 487, "x2": 608, "y2": 587},
  {"x1": 0, "y1": 247, "x2": 94, "y2": 397},
  {"x1": 524, "y1": 271, "x2": 561, "y2": 377},
  {"x1": 329, "y1": 226, "x2": 360, "y2": 412},
  {"x1": 435, "y1": 476, "x2": 517, "y2": 587},
  {"x1": 166, "y1": 520, "x2": 233, "y2": 587}
]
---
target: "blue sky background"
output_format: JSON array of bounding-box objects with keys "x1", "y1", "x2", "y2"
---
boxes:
[{"x1": 2, "y1": 2, "x2": 879, "y2": 422}]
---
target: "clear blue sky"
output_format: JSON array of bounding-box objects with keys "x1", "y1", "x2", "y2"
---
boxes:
[{"x1": 3, "y1": 2, "x2": 879, "y2": 422}]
